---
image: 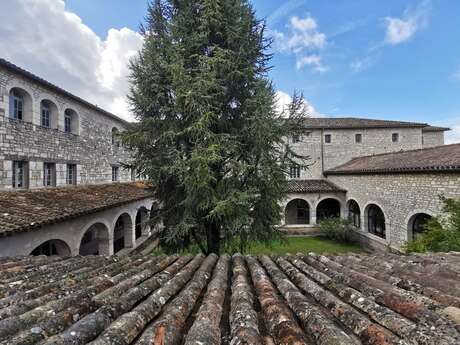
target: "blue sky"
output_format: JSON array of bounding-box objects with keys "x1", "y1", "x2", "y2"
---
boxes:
[{"x1": 2, "y1": 0, "x2": 459, "y2": 142}]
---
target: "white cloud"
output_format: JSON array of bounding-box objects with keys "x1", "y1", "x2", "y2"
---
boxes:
[
  {"x1": 0, "y1": 0, "x2": 143, "y2": 121},
  {"x1": 384, "y1": 0, "x2": 431, "y2": 45},
  {"x1": 296, "y1": 55, "x2": 328, "y2": 73},
  {"x1": 350, "y1": 55, "x2": 376, "y2": 73},
  {"x1": 273, "y1": 14, "x2": 327, "y2": 72},
  {"x1": 275, "y1": 90, "x2": 322, "y2": 117},
  {"x1": 451, "y1": 67, "x2": 460, "y2": 81},
  {"x1": 434, "y1": 117, "x2": 460, "y2": 144}
]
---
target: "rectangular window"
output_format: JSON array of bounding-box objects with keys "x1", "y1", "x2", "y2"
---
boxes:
[
  {"x1": 41, "y1": 106, "x2": 50, "y2": 128},
  {"x1": 12, "y1": 161, "x2": 28, "y2": 189},
  {"x1": 289, "y1": 165, "x2": 301, "y2": 179},
  {"x1": 66, "y1": 164, "x2": 77, "y2": 185},
  {"x1": 65, "y1": 114, "x2": 72, "y2": 133},
  {"x1": 10, "y1": 94, "x2": 23, "y2": 120},
  {"x1": 355, "y1": 133, "x2": 362, "y2": 143},
  {"x1": 324, "y1": 134, "x2": 332, "y2": 143},
  {"x1": 292, "y1": 134, "x2": 300, "y2": 143},
  {"x1": 112, "y1": 166, "x2": 119, "y2": 182},
  {"x1": 43, "y1": 163, "x2": 56, "y2": 187},
  {"x1": 392, "y1": 133, "x2": 399, "y2": 143}
]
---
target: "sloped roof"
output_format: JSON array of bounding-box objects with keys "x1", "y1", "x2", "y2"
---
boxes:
[
  {"x1": 0, "y1": 182, "x2": 153, "y2": 237},
  {"x1": 301, "y1": 117, "x2": 450, "y2": 131},
  {"x1": 325, "y1": 143, "x2": 460, "y2": 175},
  {"x1": 287, "y1": 179, "x2": 346, "y2": 193},
  {"x1": 0, "y1": 252, "x2": 459, "y2": 344},
  {"x1": 422, "y1": 125, "x2": 451, "y2": 132},
  {"x1": 0, "y1": 58, "x2": 129, "y2": 125}
]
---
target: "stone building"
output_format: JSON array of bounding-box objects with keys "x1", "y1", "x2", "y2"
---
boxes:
[
  {"x1": 283, "y1": 118, "x2": 460, "y2": 251},
  {"x1": 0, "y1": 58, "x2": 156, "y2": 257},
  {"x1": 0, "y1": 57, "x2": 459, "y2": 256}
]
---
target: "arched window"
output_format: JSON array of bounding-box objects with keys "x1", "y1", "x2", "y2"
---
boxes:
[
  {"x1": 367, "y1": 204, "x2": 386, "y2": 239},
  {"x1": 40, "y1": 99, "x2": 58, "y2": 128},
  {"x1": 64, "y1": 108, "x2": 79, "y2": 134},
  {"x1": 79, "y1": 223, "x2": 110, "y2": 256},
  {"x1": 316, "y1": 198, "x2": 341, "y2": 222},
  {"x1": 409, "y1": 213, "x2": 432, "y2": 240},
  {"x1": 112, "y1": 127, "x2": 120, "y2": 147},
  {"x1": 348, "y1": 200, "x2": 361, "y2": 228},
  {"x1": 9, "y1": 88, "x2": 32, "y2": 122},
  {"x1": 285, "y1": 199, "x2": 310, "y2": 225},
  {"x1": 31, "y1": 239, "x2": 71, "y2": 256}
]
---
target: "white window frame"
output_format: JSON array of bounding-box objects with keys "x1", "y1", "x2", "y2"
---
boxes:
[
  {"x1": 12, "y1": 161, "x2": 27, "y2": 189},
  {"x1": 66, "y1": 164, "x2": 77, "y2": 185},
  {"x1": 10, "y1": 92, "x2": 24, "y2": 120},
  {"x1": 41, "y1": 105, "x2": 51, "y2": 128},
  {"x1": 43, "y1": 162, "x2": 56, "y2": 187},
  {"x1": 112, "y1": 166, "x2": 119, "y2": 182},
  {"x1": 289, "y1": 165, "x2": 301, "y2": 179}
]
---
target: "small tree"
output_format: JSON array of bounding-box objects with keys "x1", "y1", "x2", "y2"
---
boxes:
[
  {"x1": 405, "y1": 197, "x2": 460, "y2": 253},
  {"x1": 125, "y1": 0, "x2": 309, "y2": 254}
]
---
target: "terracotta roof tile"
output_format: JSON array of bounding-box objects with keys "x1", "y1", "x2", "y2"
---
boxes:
[
  {"x1": 0, "y1": 182, "x2": 153, "y2": 237},
  {"x1": 301, "y1": 117, "x2": 432, "y2": 129},
  {"x1": 287, "y1": 179, "x2": 346, "y2": 193},
  {"x1": 0, "y1": 252, "x2": 459, "y2": 344},
  {"x1": 325, "y1": 143, "x2": 460, "y2": 175}
]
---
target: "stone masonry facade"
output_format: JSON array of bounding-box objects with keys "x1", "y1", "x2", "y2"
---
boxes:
[
  {"x1": 290, "y1": 127, "x2": 444, "y2": 179},
  {"x1": 0, "y1": 62, "x2": 132, "y2": 190},
  {"x1": 327, "y1": 173, "x2": 460, "y2": 250}
]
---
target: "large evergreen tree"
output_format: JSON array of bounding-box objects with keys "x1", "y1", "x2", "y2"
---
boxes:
[{"x1": 125, "y1": 0, "x2": 309, "y2": 254}]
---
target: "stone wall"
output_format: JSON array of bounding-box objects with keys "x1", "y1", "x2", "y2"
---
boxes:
[
  {"x1": 290, "y1": 127, "x2": 426, "y2": 179},
  {"x1": 422, "y1": 131, "x2": 445, "y2": 148},
  {"x1": 327, "y1": 172, "x2": 460, "y2": 250},
  {"x1": 0, "y1": 66, "x2": 132, "y2": 189}
]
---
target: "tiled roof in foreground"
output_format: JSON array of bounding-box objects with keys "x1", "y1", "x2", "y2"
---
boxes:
[
  {"x1": 287, "y1": 179, "x2": 346, "y2": 193},
  {"x1": 0, "y1": 252, "x2": 459, "y2": 344},
  {"x1": 0, "y1": 182, "x2": 153, "y2": 237},
  {"x1": 325, "y1": 143, "x2": 460, "y2": 175}
]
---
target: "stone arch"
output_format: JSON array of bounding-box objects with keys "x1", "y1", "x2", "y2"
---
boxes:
[
  {"x1": 30, "y1": 239, "x2": 71, "y2": 256},
  {"x1": 79, "y1": 222, "x2": 111, "y2": 256},
  {"x1": 135, "y1": 206, "x2": 150, "y2": 240},
  {"x1": 64, "y1": 108, "x2": 80, "y2": 134},
  {"x1": 39, "y1": 99, "x2": 59, "y2": 129},
  {"x1": 285, "y1": 198, "x2": 310, "y2": 225},
  {"x1": 316, "y1": 198, "x2": 341, "y2": 222},
  {"x1": 407, "y1": 212, "x2": 433, "y2": 241},
  {"x1": 347, "y1": 199, "x2": 361, "y2": 228},
  {"x1": 8, "y1": 87, "x2": 33, "y2": 122},
  {"x1": 364, "y1": 203, "x2": 386, "y2": 239},
  {"x1": 113, "y1": 212, "x2": 133, "y2": 253}
]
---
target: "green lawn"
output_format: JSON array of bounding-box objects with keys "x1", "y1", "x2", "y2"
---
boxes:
[
  {"x1": 154, "y1": 236, "x2": 362, "y2": 256},
  {"x1": 246, "y1": 236, "x2": 363, "y2": 255}
]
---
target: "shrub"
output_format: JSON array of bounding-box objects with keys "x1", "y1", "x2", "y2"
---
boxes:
[
  {"x1": 318, "y1": 217, "x2": 356, "y2": 244},
  {"x1": 405, "y1": 197, "x2": 460, "y2": 253}
]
